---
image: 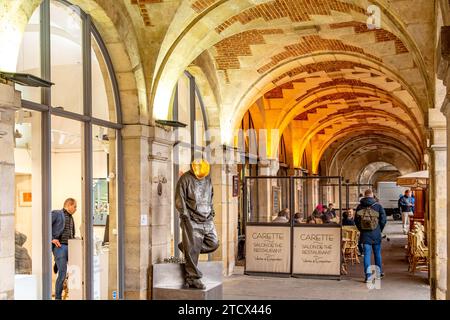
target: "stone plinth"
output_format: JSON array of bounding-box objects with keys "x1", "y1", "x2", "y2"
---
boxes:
[{"x1": 152, "y1": 262, "x2": 223, "y2": 300}]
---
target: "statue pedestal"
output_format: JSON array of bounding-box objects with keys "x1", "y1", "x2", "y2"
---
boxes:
[{"x1": 152, "y1": 261, "x2": 223, "y2": 300}]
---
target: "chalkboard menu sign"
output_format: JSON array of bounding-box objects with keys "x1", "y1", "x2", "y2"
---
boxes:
[
  {"x1": 292, "y1": 226, "x2": 341, "y2": 277},
  {"x1": 246, "y1": 225, "x2": 291, "y2": 274}
]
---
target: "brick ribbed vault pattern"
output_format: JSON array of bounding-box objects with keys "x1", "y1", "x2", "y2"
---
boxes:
[
  {"x1": 130, "y1": 0, "x2": 163, "y2": 26},
  {"x1": 257, "y1": 35, "x2": 381, "y2": 74},
  {"x1": 271, "y1": 61, "x2": 371, "y2": 83},
  {"x1": 216, "y1": 0, "x2": 366, "y2": 33},
  {"x1": 266, "y1": 78, "x2": 381, "y2": 100},
  {"x1": 329, "y1": 21, "x2": 409, "y2": 54},
  {"x1": 214, "y1": 29, "x2": 284, "y2": 81},
  {"x1": 192, "y1": 0, "x2": 218, "y2": 13},
  {"x1": 214, "y1": 33, "x2": 380, "y2": 76}
]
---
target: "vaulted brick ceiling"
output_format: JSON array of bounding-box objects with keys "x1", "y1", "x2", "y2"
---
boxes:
[{"x1": 140, "y1": 0, "x2": 432, "y2": 170}]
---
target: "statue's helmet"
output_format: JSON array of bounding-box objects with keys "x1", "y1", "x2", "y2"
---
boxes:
[{"x1": 191, "y1": 158, "x2": 210, "y2": 179}]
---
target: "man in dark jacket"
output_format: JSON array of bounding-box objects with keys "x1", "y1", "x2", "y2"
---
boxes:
[
  {"x1": 355, "y1": 190, "x2": 387, "y2": 283},
  {"x1": 399, "y1": 190, "x2": 413, "y2": 234},
  {"x1": 51, "y1": 198, "x2": 77, "y2": 300}
]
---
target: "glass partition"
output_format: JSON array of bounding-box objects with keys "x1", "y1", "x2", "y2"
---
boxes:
[
  {"x1": 245, "y1": 177, "x2": 291, "y2": 224},
  {"x1": 244, "y1": 176, "x2": 342, "y2": 278}
]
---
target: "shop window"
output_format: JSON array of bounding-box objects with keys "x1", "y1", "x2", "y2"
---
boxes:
[
  {"x1": 16, "y1": 9, "x2": 40, "y2": 103},
  {"x1": 50, "y1": 0, "x2": 83, "y2": 114},
  {"x1": 15, "y1": 0, "x2": 123, "y2": 300},
  {"x1": 14, "y1": 110, "x2": 42, "y2": 299}
]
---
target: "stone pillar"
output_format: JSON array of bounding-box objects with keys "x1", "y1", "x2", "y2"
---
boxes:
[
  {"x1": 122, "y1": 124, "x2": 176, "y2": 299},
  {"x1": 429, "y1": 108, "x2": 447, "y2": 300},
  {"x1": 306, "y1": 178, "x2": 319, "y2": 215},
  {"x1": 210, "y1": 146, "x2": 238, "y2": 276},
  {"x1": 121, "y1": 124, "x2": 151, "y2": 300},
  {"x1": 147, "y1": 125, "x2": 174, "y2": 293},
  {"x1": 0, "y1": 83, "x2": 20, "y2": 300},
  {"x1": 256, "y1": 159, "x2": 279, "y2": 222}
]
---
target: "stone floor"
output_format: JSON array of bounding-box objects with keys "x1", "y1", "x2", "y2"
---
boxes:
[{"x1": 223, "y1": 218, "x2": 430, "y2": 300}]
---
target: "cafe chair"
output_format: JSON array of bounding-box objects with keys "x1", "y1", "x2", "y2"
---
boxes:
[{"x1": 342, "y1": 226, "x2": 360, "y2": 266}]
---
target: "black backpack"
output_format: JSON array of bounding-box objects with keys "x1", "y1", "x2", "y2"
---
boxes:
[{"x1": 356, "y1": 203, "x2": 379, "y2": 231}]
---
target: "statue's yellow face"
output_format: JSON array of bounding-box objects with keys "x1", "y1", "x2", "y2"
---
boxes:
[{"x1": 191, "y1": 159, "x2": 210, "y2": 180}]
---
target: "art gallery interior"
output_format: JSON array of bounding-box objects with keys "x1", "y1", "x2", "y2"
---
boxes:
[{"x1": 0, "y1": 0, "x2": 450, "y2": 300}]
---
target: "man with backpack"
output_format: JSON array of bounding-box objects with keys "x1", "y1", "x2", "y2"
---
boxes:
[{"x1": 355, "y1": 189, "x2": 387, "y2": 283}]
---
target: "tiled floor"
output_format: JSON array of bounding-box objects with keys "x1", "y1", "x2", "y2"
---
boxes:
[{"x1": 223, "y1": 219, "x2": 430, "y2": 300}]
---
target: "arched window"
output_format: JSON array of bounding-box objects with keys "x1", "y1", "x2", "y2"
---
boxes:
[
  {"x1": 14, "y1": 0, "x2": 123, "y2": 300},
  {"x1": 171, "y1": 71, "x2": 209, "y2": 258}
]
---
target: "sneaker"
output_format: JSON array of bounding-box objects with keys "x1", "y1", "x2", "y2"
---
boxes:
[{"x1": 380, "y1": 273, "x2": 385, "y2": 279}]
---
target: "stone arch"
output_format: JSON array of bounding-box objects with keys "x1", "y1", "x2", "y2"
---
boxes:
[
  {"x1": 358, "y1": 162, "x2": 400, "y2": 185},
  {"x1": 1, "y1": 0, "x2": 145, "y2": 124},
  {"x1": 308, "y1": 124, "x2": 422, "y2": 173},
  {"x1": 150, "y1": 0, "x2": 431, "y2": 140},
  {"x1": 339, "y1": 148, "x2": 418, "y2": 183},
  {"x1": 322, "y1": 133, "x2": 420, "y2": 177}
]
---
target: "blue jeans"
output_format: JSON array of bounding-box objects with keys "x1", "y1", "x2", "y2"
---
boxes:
[
  {"x1": 53, "y1": 244, "x2": 68, "y2": 299},
  {"x1": 363, "y1": 243, "x2": 382, "y2": 278}
]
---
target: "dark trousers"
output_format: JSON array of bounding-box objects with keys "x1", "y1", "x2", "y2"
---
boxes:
[
  {"x1": 180, "y1": 218, "x2": 219, "y2": 281},
  {"x1": 52, "y1": 244, "x2": 68, "y2": 300}
]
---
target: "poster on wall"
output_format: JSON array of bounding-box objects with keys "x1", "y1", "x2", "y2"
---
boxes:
[
  {"x1": 293, "y1": 226, "x2": 341, "y2": 276},
  {"x1": 245, "y1": 225, "x2": 291, "y2": 274}
]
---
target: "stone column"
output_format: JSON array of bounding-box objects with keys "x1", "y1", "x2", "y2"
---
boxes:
[
  {"x1": 147, "y1": 125, "x2": 174, "y2": 293},
  {"x1": 0, "y1": 83, "x2": 20, "y2": 300},
  {"x1": 121, "y1": 124, "x2": 151, "y2": 300},
  {"x1": 210, "y1": 146, "x2": 238, "y2": 276},
  {"x1": 429, "y1": 108, "x2": 447, "y2": 300},
  {"x1": 306, "y1": 178, "x2": 319, "y2": 215}
]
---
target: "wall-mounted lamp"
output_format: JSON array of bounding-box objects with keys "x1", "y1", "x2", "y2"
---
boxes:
[
  {"x1": 155, "y1": 120, "x2": 187, "y2": 128},
  {"x1": 0, "y1": 71, "x2": 54, "y2": 87}
]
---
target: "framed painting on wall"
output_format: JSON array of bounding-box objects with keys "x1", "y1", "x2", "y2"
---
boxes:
[{"x1": 19, "y1": 191, "x2": 32, "y2": 207}]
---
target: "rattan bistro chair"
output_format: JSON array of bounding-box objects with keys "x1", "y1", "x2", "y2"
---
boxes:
[
  {"x1": 408, "y1": 223, "x2": 428, "y2": 274},
  {"x1": 342, "y1": 226, "x2": 360, "y2": 265}
]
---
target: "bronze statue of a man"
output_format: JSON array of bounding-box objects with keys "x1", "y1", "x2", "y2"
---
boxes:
[{"x1": 175, "y1": 159, "x2": 219, "y2": 289}]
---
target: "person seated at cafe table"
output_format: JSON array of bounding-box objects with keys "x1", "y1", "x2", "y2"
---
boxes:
[
  {"x1": 293, "y1": 212, "x2": 303, "y2": 224},
  {"x1": 272, "y1": 208, "x2": 290, "y2": 223},
  {"x1": 321, "y1": 208, "x2": 335, "y2": 224},
  {"x1": 307, "y1": 216, "x2": 317, "y2": 224},
  {"x1": 327, "y1": 203, "x2": 336, "y2": 218},
  {"x1": 342, "y1": 209, "x2": 356, "y2": 226}
]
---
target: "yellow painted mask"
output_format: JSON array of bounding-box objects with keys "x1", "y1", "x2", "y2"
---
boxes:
[{"x1": 191, "y1": 159, "x2": 210, "y2": 180}]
